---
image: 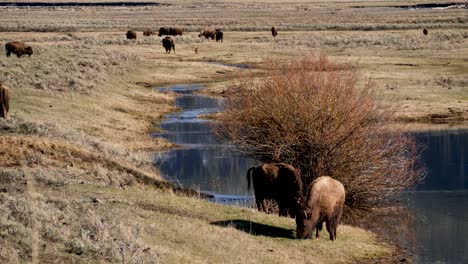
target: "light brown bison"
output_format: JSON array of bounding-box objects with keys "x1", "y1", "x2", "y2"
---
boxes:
[
  {"x1": 198, "y1": 27, "x2": 216, "y2": 40},
  {"x1": 271, "y1": 26, "x2": 278, "y2": 37},
  {"x1": 296, "y1": 176, "x2": 345, "y2": 240},
  {"x1": 247, "y1": 163, "x2": 302, "y2": 217},
  {"x1": 5, "y1": 41, "x2": 33, "y2": 58},
  {"x1": 158, "y1": 27, "x2": 169, "y2": 37},
  {"x1": 169, "y1": 27, "x2": 184, "y2": 36},
  {"x1": 143, "y1": 30, "x2": 154, "y2": 36},
  {"x1": 126, "y1": 30, "x2": 137, "y2": 39},
  {"x1": 162, "y1": 36, "x2": 175, "y2": 54},
  {"x1": 0, "y1": 83, "x2": 10, "y2": 119},
  {"x1": 216, "y1": 30, "x2": 223, "y2": 42},
  {"x1": 423, "y1": 28, "x2": 428, "y2": 35}
]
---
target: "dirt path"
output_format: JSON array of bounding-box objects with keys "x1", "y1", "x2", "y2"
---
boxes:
[{"x1": 24, "y1": 168, "x2": 40, "y2": 264}]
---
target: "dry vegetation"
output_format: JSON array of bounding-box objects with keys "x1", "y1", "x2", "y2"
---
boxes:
[
  {"x1": 0, "y1": 0, "x2": 466, "y2": 262},
  {"x1": 217, "y1": 54, "x2": 425, "y2": 215}
]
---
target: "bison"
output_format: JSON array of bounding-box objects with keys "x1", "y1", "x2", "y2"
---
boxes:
[
  {"x1": 158, "y1": 27, "x2": 169, "y2": 37},
  {"x1": 0, "y1": 83, "x2": 10, "y2": 119},
  {"x1": 423, "y1": 28, "x2": 428, "y2": 35},
  {"x1": 216, "y1": 30, "x2": 224, "y2": 42},
  {"x1": 169, "y1": 27, "x2": 183, "y2": 36},
  {"x1": 198, "y1": 27, "x2": 216, "y2": 40},
  {"x1": 296, "y1": 176, "x2": 345, "y2": 240},
  {"x1": 271, "y1": 26, "x2": 278, "y2": 37},
  {"x1": 5, "y1": 41, "x2": 33, "y2": 58},
  {"x1": 126, "y1": 30, "x2": 137, "y2": 39},
  {"x1": 247, "y1": 163, "x2": 302, "y2": 217},
  {"x1": 143, "y1": 30, "x2": 154, "y2": 36},
  {"x1": 162, "y1": 36, "x2": 175, "y2": 54}
]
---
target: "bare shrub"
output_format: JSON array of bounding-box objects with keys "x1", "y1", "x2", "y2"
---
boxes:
[{"x1": 216, "y1": 54, "x2": 425, "y2": 213}]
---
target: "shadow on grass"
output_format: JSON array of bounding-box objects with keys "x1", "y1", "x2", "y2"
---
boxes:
[{"x1": 211, "y1": 219, "x2": 295, "y2": 238}]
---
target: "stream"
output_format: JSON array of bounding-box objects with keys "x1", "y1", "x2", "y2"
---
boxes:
[{"x1": 153, "y1": 84, "x2": 468, "y2": 264}]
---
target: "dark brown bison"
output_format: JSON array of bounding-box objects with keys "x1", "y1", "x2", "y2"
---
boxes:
[
  {"x1": 216, "y1": 30, "x2": 223, "y2": 42},
  {"x1": 198, "y1": 27, "x2": 216, "y2": 40},
  {"x1": 143, "y1": 30, "x2": 154, "y2": 36},
  {"x1": 126, "y1": 30, "x2": 137, "y2": 39},
  {"x1": 247, "y1": 163, "x2": 302, "y2": 217},
  {"x1": 5, "y1": 41, "x2": 33, "y2": 58},
  {"x1": 271, "y1": 26, "x2": 278, "y2": 37},
  {"x1": 158, "y1": 27, "x2": 169, "y2": 37},
  {"x1": 169, "y1": 27, "x2": 183, "y2": 36},
  {"x1": 423, "y1": 28, "x2": 428, "y2": 35},
  {"x1": 296, "y1": 176, "x2": 345, "y2": 240},
  {"x1": 0, "y1": 83, "x2": 10, "y2": 119},
  {"x1": 162, "y1": 36, "x2": 175, "y2": 54}
]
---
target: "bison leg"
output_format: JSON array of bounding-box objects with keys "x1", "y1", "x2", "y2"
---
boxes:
[
  {"x1": 172, "y1": 46, "x2": 175, "y2": 54},
  {"x1": 325, "y1": 219, "x2": 335, "y2": 241},
  {"x1": 16, "y1": 53, "x2": 22, "y2": 58},
  {"x1": 6, "y1": 51, "x2": 11, "y2": 57},
  {"x1": 315, "y1": 221, "x2": 323, "y2": 238}
]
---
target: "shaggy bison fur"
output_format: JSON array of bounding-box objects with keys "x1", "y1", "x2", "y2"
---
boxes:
[
  {"x1": 247, "y1": 163, "x2": 303, "y2": 217},
  {"x1": 0, "y1": 83, "x2": 10, "y2": 119},
  {"x1": 271, "y1": 26, "x2": 278, "y2": 37},
  {"x1": 126, "y1": 30, "x2": 137, "y2": 39},
  {"x1": 158, "y1": 27, "x2": 169, "y2": 37},
  {"x1": 198, "y1": 27, "x2": 216, "y2": 40},
  {"x1": 143, "y1": 30, "x2": 154, "y2": 36},
  {"x1": 296, "y1": 176, "x2": 345, "y2": 240},
  {"x1": 216, "y1": 30, "x2": 224, "y2": 42},
  {"x1": 169, "y1": 27, "x2": 184, "y2": 36},
  {"x1": 162, "y1": 36, "x2": 175, "y2": 54},
  {"x1": 5, "y1": 41, "x2": 33, "y2": 58}
]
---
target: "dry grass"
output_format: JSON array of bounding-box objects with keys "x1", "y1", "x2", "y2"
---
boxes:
[{"x1": 0, "y1": 166, "x2": 395, "y2": 263}]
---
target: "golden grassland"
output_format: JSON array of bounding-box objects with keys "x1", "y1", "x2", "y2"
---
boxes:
[{"x1": 0, "y1": 0, "x2": 467, "y2": 262}]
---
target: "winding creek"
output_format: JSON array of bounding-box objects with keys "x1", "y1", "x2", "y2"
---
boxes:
[{"x1": 153, "y1": 84, "x2": 468, "y2": 264}]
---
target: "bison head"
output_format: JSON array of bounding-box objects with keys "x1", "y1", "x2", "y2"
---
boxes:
[
  {"x1": 25, "y1": 46, "x2": 33, "y2": 56},
  {"x1": 295, "y1": 209, "x2": 314, "y2": 239}
]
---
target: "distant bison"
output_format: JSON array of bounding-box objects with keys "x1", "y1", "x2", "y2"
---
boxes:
[
  {"x1": 216, "y1": 30, "x2": 223, "y2": 42},
  {"x1": 158, "y1": 27, "x2": 169, "y2": 37},
  {"x1": 423, "y1": 28, "x2": 428, "y2": 35},
  {"x1": 198, "y1": 27, "x2": 216, "y2": 40},
  {"x1": 296, "y1": 176, "x2": 345, "y2": 240},
  {"x1": 126, "y1": 30, "x2": 137, "y2": 39},
  {"x1": 0, "y1": 83, "x2": 10, "y2": 119},
  {"x1": 271, "y1": 26, "x2": 278, "y2": 37},
  {"x1": 162, "y1": 36, "x2": 175, "y2": 54},
  {"x1": 5, "y1": 41, "x2": 33, "y2": 58},
  {"x1": 247, "y1": 163, "x2": 303, "y2": 217},
  {"x1": 143, "y1": 30, "x2": 154, "y2": 36},
  {"x1": 169, "y1": 27, "x2": 184, "y2": 36}
]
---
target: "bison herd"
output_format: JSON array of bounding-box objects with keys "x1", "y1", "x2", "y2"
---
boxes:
[
  {"x1": 247, "y1": 163, "x2": 345, "y2": 240},
  {"x1": 124, "y1": 26, "x2": 276, "y2": 53}
]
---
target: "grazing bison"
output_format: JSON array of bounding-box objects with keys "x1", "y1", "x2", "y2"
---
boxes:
[
  {"x1": 423, "y1": 28, "x2": 428, "y2": 35},
  {"x1": 296, "y1": 176, "x2": 345, "y2": 240},
  {"x1": 247, "y1": 163, "x2": 302, "y2": 217},
  {"x1": 158, "y1": 27, "x2": 169, "y2": 37},
  {"x1": 143, "y1": 30, "x2": 154, "y2": 36},
  {"x1": 271, "y1": 26, "x2": 278, "y2": 37},
  {"x1": 162, "y1": 36, "x2": 175, "y2": 54},
  {"x1": 216, "y1": 30, "x2": 224, "y2": 42},
  {"x1": 169, "y1": 27, "x2": 184, "y2": 36},
  {"x1": 126, "y1": 30, "x2": 137, "y2": 39},
  {"x1": 5, "y1": 41, "x2": 33, "y2": 58},
  {"x1": 198, "y1": 27, "x2": 216, "y2": 40},
  {"x1": 0, "y1": 83, "x2": 10, "y2": 119}
]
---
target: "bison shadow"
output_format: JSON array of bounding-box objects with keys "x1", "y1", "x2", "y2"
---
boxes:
[{"x1": 211, "y1": 220, "x2": 295, "y2": 238}]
